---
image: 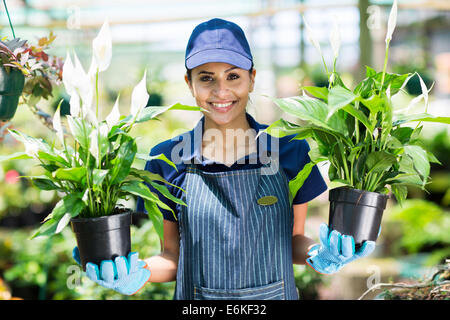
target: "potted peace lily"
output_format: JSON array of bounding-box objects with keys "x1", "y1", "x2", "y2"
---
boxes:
[
  {"x1": 1, "y1": 20, "x2": 201, "y2": 270},
  {"x1": 262, "y1": 0, "x2": 450, "y2": 248},
  {"x1": 1, "y1": 0, "x2": 63, "y2": 121}
]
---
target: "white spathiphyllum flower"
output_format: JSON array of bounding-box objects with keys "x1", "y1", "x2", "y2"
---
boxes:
[
  {"x1": 303, "y1": 16, "x2": 322, "y2": 55},
  {"x1": 24, "y1": 139, "x2": 40, "y2": 158},
  {"x1": 62, "y1": 51, "x2": 95, "y2": 122},
  {"x1": 106, "y1": 95, "x2": 121, "y2": 129},
  {"x1": 329, "y1": 16, "x2": 341, "y2": 59},
  {"x1": 72, "y1": 52, "x2": 96, "y2": 124},
  {"x1": 69, "y1": 91, "x2": 81, "y2": 117},
  {"x1": 385, "y1": 0, "x2": 398, "y2": 43},
  {"x1": 53, "y1": 106, "x2": 65, "y2": 146},
  {"x1": 92, "y1": 19, "x2": 112, "y2": 73},
  {"x1": 418, "y1": 73, "x2": 429, "y2": 108},
  {"x1": 130, "y1": 70, "x2": 149, "y2": 119},
  {"x1": 62, "y1": 51, "x2": 75, "y2": 95}
]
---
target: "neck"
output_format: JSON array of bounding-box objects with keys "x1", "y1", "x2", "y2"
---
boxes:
[{"x1": 201, "y1": 113, "x2": 257, "y2": 166}]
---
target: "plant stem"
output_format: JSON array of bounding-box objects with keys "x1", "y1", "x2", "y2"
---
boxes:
[
  {"x1": 379, "y1": 40, "x2": 390, "y2": 95},
  {"x1": 3, "y1": 0, "x2": 16, "y2": 39},
  {"x1": 95, "y1": 68, "x2": 99, "y2": 119}
]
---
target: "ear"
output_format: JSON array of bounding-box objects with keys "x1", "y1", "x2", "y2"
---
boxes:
[
  {"x1": 184, "y1": 74, "x2": 195, "y2": 97},
  {"x1": 249, "y1": 68, "x2": 256, "y2": 93}
]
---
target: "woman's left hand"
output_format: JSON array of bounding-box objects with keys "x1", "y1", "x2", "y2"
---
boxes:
[{"x1": 305, "y1": 223, "x2": 375, "y2": 274}]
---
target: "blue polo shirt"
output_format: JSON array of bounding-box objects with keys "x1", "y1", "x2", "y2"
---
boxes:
[{"x1": 136, "y1": 112, "x2": 327, "y2": 222}]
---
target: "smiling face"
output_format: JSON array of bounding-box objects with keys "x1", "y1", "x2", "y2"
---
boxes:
[{"x1": 185, "y1": 62, "x2": 256, "y2": 129}]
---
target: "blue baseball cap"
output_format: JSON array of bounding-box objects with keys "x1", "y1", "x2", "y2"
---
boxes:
[{"x1": 185, "y1": 18, "x2": 253, "y2": 70}]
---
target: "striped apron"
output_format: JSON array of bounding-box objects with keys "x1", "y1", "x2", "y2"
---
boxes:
[{"x1": 174, "y1": 158, "x2": 298, "y2": 300}]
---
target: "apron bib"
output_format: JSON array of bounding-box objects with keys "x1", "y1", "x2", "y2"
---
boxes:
[{"x1": 174, "y1": 158, "x2": 298, "y2": 300}]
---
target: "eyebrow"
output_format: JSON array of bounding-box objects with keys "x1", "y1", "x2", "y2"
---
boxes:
[{"x1": 197, "y1": 66, "x2": 238, "y2": 75}]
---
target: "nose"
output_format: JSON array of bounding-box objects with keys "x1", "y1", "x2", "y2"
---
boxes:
[{"x1": 212, "y1": 78, "x2": 229, "y2": 97}]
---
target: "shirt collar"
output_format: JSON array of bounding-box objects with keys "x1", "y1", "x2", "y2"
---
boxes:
[{"x1": 180, "y1": 112, "x2": 272, "y2": 165}]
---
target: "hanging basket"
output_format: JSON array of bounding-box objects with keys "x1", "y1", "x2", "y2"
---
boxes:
[{"x1": 0, "y1": 67, "x2": 24, "y2": 120}]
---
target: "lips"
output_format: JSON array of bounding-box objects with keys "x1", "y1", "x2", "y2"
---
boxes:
[{"x1": 208, "y1": 100, "x2": 237, "y2": 113}]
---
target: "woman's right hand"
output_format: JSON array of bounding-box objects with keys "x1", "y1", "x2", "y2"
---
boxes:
[{"x1": 72, "y1": 247, "x2": 151, "y2": 295}]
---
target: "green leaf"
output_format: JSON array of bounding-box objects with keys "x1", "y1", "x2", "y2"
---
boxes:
[
  {"x1": 327, "y1": 85, "x2": 356, "y2": 120},
  {"x1": 37, "y1": 150, "x2": 70, "y2": 167},
  {"x1": 354, "y1": 151, "x2": 368, "y2": 183},
  {"x1": 260, "y1": 118, "x2": 300, "y2": 138},
  {"x1": 288, "y1": 161, "x2": 315, "y2": 205},
  {"x1": 54, "y1": 167, "x2": 87, "y2": 183},
  {"x1": 0, "y1": 152, "x2": 33, "y2": 162},
  {"x1": 144, "y1": 200, "x2": 165, "y2": 242},
  {"x1": 354, "y1": 77, "x2": 375, "y2": 98},
  {"x1": 135, "y1": 103, "x2": 204, "y2": 123},
  {"x1": 92, "y1": 168, "x2": 109, "y2": 186},
  {"x1": 358, "y1": 94, "x2": 385, "y2": 114},
  {"x1": 302, "y1": 86, "x2": 328, "y2": 102},
  {"x1": 308, "y1": 147, "x2": 327, "y2": 164},
  {"x1": 273, "y1": 95, "x2": 349, "y2": 138},
  {"x1": 341, "y1": 104, "x2": 373, "y2": 131},
  {"x1": 391, "y1": 184, "x2": 408, "y2": 207},
  {"x1": 329, "y1": 179, "x2": 351, "y2": 189},
  {"x1": 129, "y1": 168, "x2": 185, "y2": 192},
  {"x1": 135, "y1": 153, "x2": 177, "y2": 172},
  {"x1": 427, "y1": 151, "x2": 441, "y2": 165},
  {"x1": 150, "y1": 181, "x2": 186, "y2": 207},
  {"x1": 404, "y1": 145, "x2": 430, "y2": 182},
  {"x1": 109, "y1": 136, "x2": 137, "y2": 185},
  {"x1": 66, "y1": 116, "x2": 91, "y2": 150},
  {"x1": 31, "y1": 177, "x2": 60, "y2": 190},
  {"x1": 120, "y1": 180, "x2": 174, "y2": 214},
  {"x1": 366, "y1": 66, "x2": 377, "y2": 78},
  {"x1": 8, "y1": 129, "x2": 53, "y2": 154},
  {"x1": 273, "y1": 96, "x2": 329, "y2": 129},
  {"x1": 30, "y1": 192, "x2": 85, "y2": 238},
  {"x1": 392, "y1": 113, "x2": 450, "y2": 126},
  {"x1": 391, "y1": 126, "x2": 414, "y2": 144},
  {"x1": 365, "y1": 151, "x2": 397, "y2": 174}
]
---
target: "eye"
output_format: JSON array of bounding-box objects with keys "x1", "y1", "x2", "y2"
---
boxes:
[
  {"x1": 200, "y1": 75, "x2": 213, "y2": 82},
  {"x1": 227, "y1": 73, "x2": 240, "y2": 80}
]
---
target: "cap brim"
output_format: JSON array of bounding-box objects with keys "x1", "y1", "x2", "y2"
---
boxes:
[{"x1": 186, "y1": 48, "x2": 252, "y2": 70}]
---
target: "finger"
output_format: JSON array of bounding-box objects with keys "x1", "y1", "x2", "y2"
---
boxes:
[
  {"x1": 138, "y1": 260, "x2": 148, "y2": 269},
  {"x1": 128, "y1": 252, "x2": 139, "y2": 273},
  {"x1": 86, "y1": 262, "x2": 100, "y2": 281},
  {"x1": 341, "y1": 235, "x2": 355, "y2": 258},
  {"x1": 115, "y1": 256, "x2": 129, "y2": 278},
  {"x1": 100, "y1": 260, "x2": 116, "y2": 283},
  {"x1": 307, "y1": 244, "x2": 320, "y2": 257},
  {"x1": 319, "y1": 223, "x2": 329, "y2": 247},
  {"x1": 328, "y1": 230, "x2": 341, "y2": 256},
  {"x1": 355, "y1": 240, "x2": 376, "y2": 258},
  {"x1": 72, "y1": 247, "x2": 81, "y2": 265}
]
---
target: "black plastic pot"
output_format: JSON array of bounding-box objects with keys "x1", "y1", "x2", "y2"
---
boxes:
[
  {"x1": 328, "y1": 187, "x2": 388, "y2": 249},
  {"x1": 0, "y1": 67, "x2": 25, "y2": 120},
  {"x1": 71, "y1": 210, "x2": 132, "y2": 271}
]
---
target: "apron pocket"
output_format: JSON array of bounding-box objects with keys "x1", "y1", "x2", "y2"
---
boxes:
[{"x1": 194, "y1": 280, "x2": 285, "y2": 300}]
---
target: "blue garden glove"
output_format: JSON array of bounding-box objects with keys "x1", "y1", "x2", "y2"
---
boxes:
[
  {"x1": 306, "y1": 223, "x2": 376, "y2": 274},
  {"x1": 72, "y1": 247, "x2": 151, "y2": 295}
]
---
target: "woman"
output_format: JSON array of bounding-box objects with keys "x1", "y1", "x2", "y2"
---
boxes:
[{"x1": 75, "y1": 18, "x2": 376, "y2": 299}]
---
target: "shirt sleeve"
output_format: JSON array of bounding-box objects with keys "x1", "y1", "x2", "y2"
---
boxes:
[
  {"x1": 135, "y1": 144, "x2": 178, "y2": 222},
  {"x1": 281, "y1": 137, "x2": 328, "y2": 205}
]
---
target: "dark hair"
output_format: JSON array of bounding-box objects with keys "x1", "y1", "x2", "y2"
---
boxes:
[{"x1": 186, "y1": 62, "x2": 254, "y2": 83}]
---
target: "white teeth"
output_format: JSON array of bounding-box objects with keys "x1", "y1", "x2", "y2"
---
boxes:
[{"x1": 212, "y1": 102, "x2": 233, "y2": 108}]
